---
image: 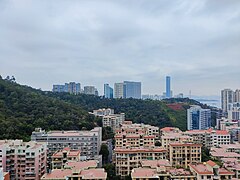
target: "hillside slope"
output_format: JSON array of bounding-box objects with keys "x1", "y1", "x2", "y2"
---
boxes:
[
  {"x1": 47, "y1": 93, "x2": 194, "y2": 130},
  {"x1": 0, "y1": 77, "x2": 96, "y2": 140}
]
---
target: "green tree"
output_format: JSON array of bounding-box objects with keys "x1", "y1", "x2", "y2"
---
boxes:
[{"x1": 100, "y1": 144, "x2": 109, "y2": 164}]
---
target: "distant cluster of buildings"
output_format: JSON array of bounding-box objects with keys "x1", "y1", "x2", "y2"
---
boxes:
[
  {"x1": 53, "y1": 82, "x2": 99, "y2": 95},
  {"x1": 52, "y1": 81, "x2": 142, "y2": 99},
  {"x1": 221, "y1": 89, "x2": 240, "y2": 119},
  {"x1": 52, "y1": 76, "x2": 185, "y2": 100}
]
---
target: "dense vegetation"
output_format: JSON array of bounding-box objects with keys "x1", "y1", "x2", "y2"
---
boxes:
[
  {"x1": 0, "y1": 77, "x2": 96, "y2": 141},
  {"x1": 46, "y1": 92, "x2": 196, "y2": 130},
  {"x1": 0, "y1": 75, "x2": 215, "y2": 141}
]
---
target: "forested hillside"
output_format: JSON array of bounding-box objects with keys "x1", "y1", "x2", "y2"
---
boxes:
[
  {"x1": 0, "y1": 75, "x2": 209, "y2": 141},
  {"x1": 46, "y1": 93, "x2": 199, "y2": 130},
  {"x1": 0, "y1": 77, "x2": 96, "y2": 141}
]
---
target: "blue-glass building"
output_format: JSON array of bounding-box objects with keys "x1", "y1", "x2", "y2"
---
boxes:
[
  {"x1": 166, "y1": 76, "x2": 171, "y2": 98},
  {"x1": 104, "y1": 84, "x2": 113, "y2": 98},
  {"x1": 123, "y1": 81, "x2": 141, "y2": 99},
  {"x1": 187, "y1": 105, "x2": 211, "y2": 130}
]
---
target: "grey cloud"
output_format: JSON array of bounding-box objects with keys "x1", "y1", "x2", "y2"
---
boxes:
[{"x1": 0, "y1": 0, "x2": 240, "y2": 96}]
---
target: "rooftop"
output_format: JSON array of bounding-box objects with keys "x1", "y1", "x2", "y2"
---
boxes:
[
  {"x1": 115, "y1": 147, "x2": 167, "y2": 153},
  {"x1": 131, "y1": 168, "x2": 158, "y2": 178},
  {"x1": 141, "y1": 160, "x2": 171, "y2": 168}
]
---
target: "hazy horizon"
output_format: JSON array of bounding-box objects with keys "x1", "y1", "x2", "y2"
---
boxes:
[{"x1": 1, "y1": 0, "x2": 240, "y2": 96}]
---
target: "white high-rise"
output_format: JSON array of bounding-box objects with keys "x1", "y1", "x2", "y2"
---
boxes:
[
  {"x1": 114, "y1": 83, "x2": 125, "y2": 98},
  {"x1": 187, "y1": 105, "x2": 211, "y2": 130},
  {"x1": 221, "y1": 89, "x2": 234, "y2": 113}
]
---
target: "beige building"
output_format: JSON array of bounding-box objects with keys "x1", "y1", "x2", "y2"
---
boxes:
[
  {"x1": 115, "y1": 147, "x2": 167, "y2": 176},
  {"x1": 51, "y1": 147, "x2": 81, "y2": 169},
  {"x1": 169, "y1": 143, "x2": 202, "y2": 168},
  {"x1": 161, "y1": 133, "x2": 193, "y2": 149},
  {"x1": 189, "y1": 160, "x2": 234, "y2": 180},
  {"x1": 115, "y1": 134, "x2": 155, "y2": 148},
  {"x1": 115, "y1": 121, "x2": 160, "y2": 139},
  {"x1": 102, "y1": 113, "x2": 125, "y2": 131},
  {"x1": 184, "y1": 129, "x2": 231, "y2": 148}
]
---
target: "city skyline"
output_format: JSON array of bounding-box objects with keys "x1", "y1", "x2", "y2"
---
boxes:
[{"x1": 1, "y1": 0, "x2": 240, "y2": 96}]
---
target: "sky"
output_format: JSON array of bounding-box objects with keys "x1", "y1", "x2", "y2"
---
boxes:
[{"x1": 0, "y1": 0, "x2": 240, "y2": 96}]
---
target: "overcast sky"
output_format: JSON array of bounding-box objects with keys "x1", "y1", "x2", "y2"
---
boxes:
[{"x1": 0, "y1": 0, "x2": 240, "y2": 96}]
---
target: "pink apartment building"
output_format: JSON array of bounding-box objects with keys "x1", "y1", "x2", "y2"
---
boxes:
[{"x1": 0, "y1": 140, "x2": 47, "y2": 180}]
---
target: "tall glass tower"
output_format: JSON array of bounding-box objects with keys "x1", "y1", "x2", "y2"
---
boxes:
[{"x1": 166, "y1": 76, "x2": 171, "y2": 98}]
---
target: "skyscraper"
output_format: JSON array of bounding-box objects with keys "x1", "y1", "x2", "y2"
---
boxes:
[
  {"x1": 124, "y1": 81, "x2": 141, "y2": 99},
  {"x1": 187, "y1": 105, "x2": 211, "y2": 130},
  {"x1": 166, "y1": 76, "x2": 171, "y2": 98},
  {"x1": 114, "y1": 83, "x2": 126, "y2": 98},
  {"x1": 221, "y1": 89, "x2": 234, "y2": 113},
  {"x1": 104, "y1": 84, "x2": 113, "y2": 98}
]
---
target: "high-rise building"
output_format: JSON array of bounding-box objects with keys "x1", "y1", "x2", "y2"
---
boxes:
[
  {"x1": 114, "y1": 83, "x2": 126, "y2": 98},
  {"x1": 104, "y1": 84, "x2": 113, "y2": 98},
  {"x1": 124, "y1": 81, "x2": 141, "y2": 99},
  {"x1": 53, "y1": 82, "x2": 81, "y2": 94},
  {"x1": 187, "y1": 105, "x2": 211, "y2": 130},
  {"x1": 221, "y1": 89, "x2": 234, "y2": 113},
  {"x1": 84, "y1": 86, "x2": 98, "y2": 96},
  {"x1": 228, "y1": 102, "x2": 240, "y2": 120},
  {"x1": 166, "y1": 76, "x2": 171, "y2": 98},
  {"x1": 235, "y1": 89, "x2": 240, "y2": 102}
]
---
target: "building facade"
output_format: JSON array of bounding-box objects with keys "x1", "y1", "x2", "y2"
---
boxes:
[
  {"x1": 83, "y1": 86, "x2": 98, "y2": 95},
  {"x1": 187, "y1": 105, "x2": 211, "y2": 130},
  {"x1": 221, "y1": 89, "x2": 235, "y2": 114},
  {"x1": 104, "y1": 84, "x2": 113, "y2": 98},
  {"x1": 0, "y1": 140, "x2": 47, "y2": 180},
  {"x1": 169, "y1": 143, "x2": 202, "y2": 168},
  {"x1": 115, "y1": 147, "x2": 167, "y2": 176},
  {"x1": 53, "y1": 82, "x2": 81, "y2": 94},
  {"x1": 102, "y1": 113, "x2": 125, "y2": 131},
  {"x1": 166, "y1": 76, "x2": 171, "y2": 98},
  {"x1": 124, "y1": 81, "x2": 141, "y2": 99},
  {"x1": 114, "y1": 83, "x2": 126, "y2": 98},
  {"x1": 31, "y1": 127, "x2": 102, "y2": 163}
]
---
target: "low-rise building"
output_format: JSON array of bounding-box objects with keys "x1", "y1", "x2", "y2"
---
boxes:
[
  {"x1": 0, "y1": 140, "x2": 47, "y2": 180},
  {"x1": 222, "y1": 158, "x2": 240, "y2": 179},
  {"x1": 210, "y1": 147, "x2": 240, "y2": 161},
  {"x1": 131, "y1": 167, "x2": 195, "y2": 180},
  {"x1": 91, "y1": 108, "x2": 114, "y2": 116},
  {"x1": 51, "y1": 147, "x2": 81, "y2": 169},
  {"x1": 189, "y1": 160, "x2": 234, "y2": 180},
  {"x1": 160, "y1": 127, "x2": 182, "y2": 136},
  {"x1": 184, "y1": 129, "x2": 231, "y2": 148},
  {"x1": 169, "y1": 143, "x2": 202, "y2": 168},
  {"x1": 115, "y1": 147, "x2": 167, "y2": 176},
  {"x1": 161, "y1": 133, "x2": 193, "y2": 149},
  {"x1": 41, "y1": 160, "x2": 107, "y2": 180}
]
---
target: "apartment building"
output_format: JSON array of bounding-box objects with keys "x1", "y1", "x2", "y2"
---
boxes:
[
  {"x1": 115, "y1": 134, "x2": 155, "y2": 148},
  {"x1": 0, "y1": 140, "x2": 47, "y2": 180},
  {"x1": 41, "y1": 160, "x2": 107, "y2": 180},
  {"x1": 184, "y1": 129, "x2": 231, "y2": 148},
  {"x1": 115, "y1": 121, "x2": 160, "y2": 139},
  {"x1": 102, "y1": 113, "x2": 125, "y2": 131},
  {"x1": 189, "y1": 160, "x2": 234, "y2": 180},
  {"x1": 169, "y1": 143, "x2": 202, "y2": 168},
  {"x1": 51, "y1": 147, "x2": 81, "y2": 169},
  {"x1": 160, "y1": 127, "x2": 182, "y2": 136},
  {"x1": 222, "y1": 158, "x2": 240, "y2": 179},
  {"x1": 131, "y1": 160, "x2": 195, "y2": 180},
  {"x1": 31, "y1": 127, "x2": 102, "y2": 162},
  {"x1": 115, "y1": 147, "x2": 167, "y2": 176},
  {"x1": 161, "y1": 133, "x2": 193, "y2": 149},
  {"x1": 210, "y1": 146, "x2": 240, "y2": 161}
]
